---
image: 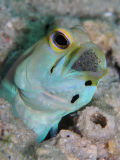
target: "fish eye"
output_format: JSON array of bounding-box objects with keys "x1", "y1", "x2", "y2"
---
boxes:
[
  {"x1": 49, "y1": 29, "x2": 71, "y2": 52},
  {"x1": 52, "y1": 31, "x2": 70, "y2": 49}
]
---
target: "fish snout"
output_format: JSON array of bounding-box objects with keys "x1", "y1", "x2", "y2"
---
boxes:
[{"x1": 63, "y1": 43, "x2": 107, "y2": 85}]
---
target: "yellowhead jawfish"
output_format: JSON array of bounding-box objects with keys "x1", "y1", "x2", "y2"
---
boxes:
[{"x1": 0, "y1": 25, "x2": 107, "y2": 142}]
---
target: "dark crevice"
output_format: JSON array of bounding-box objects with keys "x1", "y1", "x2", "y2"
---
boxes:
[
  {"x1": 90, "y1": 112, "x2": 107, "y2": 128},
  {"x1": 106, "y1": 48, "x2": 120, "y2": 80},
  {"x1": 59, "y1": 114, "x2": 75, "y2": 130},
  {"x1": 106, "y1": 48, "x2": 113, "y2": 67},
  {"x1": 114, "y1": 62, "x2": 120, "y2": 79},
  {"x1": 45, "y1": 114, "x2": 75, "y2": 141}
]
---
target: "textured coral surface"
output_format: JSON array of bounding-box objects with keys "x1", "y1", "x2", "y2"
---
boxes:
[{"x1": 0, "y1": 0, "x2": 120, "y2": 160}]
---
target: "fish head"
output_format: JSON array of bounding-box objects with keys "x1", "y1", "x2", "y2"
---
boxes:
[{"x1": 14, "y1": 26, "x2": 107, "y2": 112}]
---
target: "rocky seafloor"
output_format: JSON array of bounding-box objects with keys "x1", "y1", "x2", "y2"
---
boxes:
[{"x1": 0, "y1": 0, "x2": 120, "y2": 160}]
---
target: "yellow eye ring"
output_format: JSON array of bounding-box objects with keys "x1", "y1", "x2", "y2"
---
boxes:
[{"x1": 49, "y1": 28, "x2": 72, "y2": 52}]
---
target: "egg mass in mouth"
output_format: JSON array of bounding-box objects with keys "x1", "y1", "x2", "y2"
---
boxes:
[{"x1": 71, "y1": 48, "x2": 99, "y2": 72}]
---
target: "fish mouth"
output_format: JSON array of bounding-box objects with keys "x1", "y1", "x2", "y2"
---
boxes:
[
  {"x1": 50, "y1": 42, "x2": 107, "y2": 86},
  {"x1": 63, "y1": 42, "x2": 107, "y2": 85},
  {"x1": 62, "y1": 42, "x2": 106, "y2": 73}
]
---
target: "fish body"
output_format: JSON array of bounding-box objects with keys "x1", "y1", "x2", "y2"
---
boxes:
[{"x1": 0, "y1": 26, "x2": 107, "y2": 142}]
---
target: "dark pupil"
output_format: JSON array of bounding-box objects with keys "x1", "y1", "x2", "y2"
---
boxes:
[{"x1": 53, "y1": 31, "x2": 69, "y2": 49}]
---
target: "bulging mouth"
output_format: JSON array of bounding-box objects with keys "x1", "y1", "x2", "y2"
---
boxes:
[
  {"x1": 62, "y1": 42, "x2": 106, "y2": 73},
  {"x1": 50, "y1": 42, "x2": 107, "y2": 86},
  {"x1": 71, "y1": 48, "x2": 98, "y2": 72}
]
